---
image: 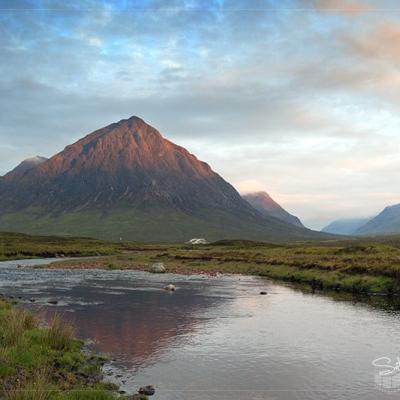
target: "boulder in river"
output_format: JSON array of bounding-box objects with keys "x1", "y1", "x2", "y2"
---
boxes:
[
  {"x1": 164, "y1": 284, "x2": 176, "y2": 292},
  {"x1": 150, "y1": 263, "x2": 166, "y2": 273},
  {"x1": 138, "y1": 385, "x2": 155, "y2": 396}
]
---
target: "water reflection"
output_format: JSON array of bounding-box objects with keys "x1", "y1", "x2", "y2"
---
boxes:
[
  {"x1": 49, "y1": 283, "x2": 226, "y2": 370},
  {"x1": 0, "y1": 261, "x2": 233, "y2": 372}
]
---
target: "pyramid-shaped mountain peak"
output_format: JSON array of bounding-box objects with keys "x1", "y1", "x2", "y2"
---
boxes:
[{"x1": 0, "y1": 117, "x2": 320, "y2": 242}]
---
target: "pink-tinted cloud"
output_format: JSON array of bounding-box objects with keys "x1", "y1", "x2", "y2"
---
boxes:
[
  {"x1": 346, "y1": 23, "x2": 400, "y2": 63},
  {"x1": 314, "y1": 0, "x2": 370, "y2": 15}
]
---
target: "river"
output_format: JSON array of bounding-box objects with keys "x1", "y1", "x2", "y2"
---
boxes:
[{"x1": 0, "y1": 258, "x2": 399, "y2": 400}]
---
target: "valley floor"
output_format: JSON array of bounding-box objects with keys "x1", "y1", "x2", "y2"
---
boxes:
[
  {"x1": 42, "y1": 237, "x2": 400, "y2": 296},
  {"x1": 0, "y1": 232, "x2": 119, "y2": 261},
  {"x1": 2, "y1": 231, "x2": 400, "y2": 296}
]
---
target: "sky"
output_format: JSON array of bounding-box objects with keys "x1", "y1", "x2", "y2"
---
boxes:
[{"x1": 1, "y1": 0, "x2": 400, "y2": 229}]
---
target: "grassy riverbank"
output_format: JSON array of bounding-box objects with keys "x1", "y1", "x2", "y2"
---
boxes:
[
  {"x1": 0, "y1": 298, "x2": 125, "y2": 400},
  {"x1": 0, "y1": 232, "x2": 120, "y2": 261},
  {"x1": 3, "y1": 231, "x2": 400, "y2": 296},
  {"x1": 45, "y1": 237, "x2": 400, "y2": 296}
]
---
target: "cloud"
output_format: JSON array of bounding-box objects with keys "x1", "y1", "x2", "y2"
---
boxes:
[
  {"x1": 0, "y1": 0, "x2": 399, "y2": 229},
  {"x1": 345, "y1": 22, "x2": 400, "y2": 63},
  {"x1": 313, "y1": 0, "x2": 370, "y2": 15}
]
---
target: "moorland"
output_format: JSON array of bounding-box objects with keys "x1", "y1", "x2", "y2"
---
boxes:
[{"x1": 7, "y1": 233, "x2": 397, "y2": 296}]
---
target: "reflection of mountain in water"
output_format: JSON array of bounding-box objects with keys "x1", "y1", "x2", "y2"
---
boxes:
[{"x1": 40, "y1": 279, "x2": 228, "y2": 370}]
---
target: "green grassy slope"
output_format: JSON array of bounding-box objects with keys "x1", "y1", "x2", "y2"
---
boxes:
[{"x1": 0, "y1": 207, "x2": 327, "y2": 243}]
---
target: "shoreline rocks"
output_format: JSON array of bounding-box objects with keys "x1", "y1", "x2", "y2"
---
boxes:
[{"x1": 150, "y1": 263, "x2": 166, "y2": 273}]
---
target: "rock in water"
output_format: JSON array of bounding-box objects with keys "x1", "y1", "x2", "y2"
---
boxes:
[
  {"x1": 138, "y1": 385, "x2": 155, "y2": 396},
  {"x1": 164, "y1": 284, "x2": 176, "y2": 292},
  {"x1": 151, "y1": 263, "x2": 166, "y2": 273}
]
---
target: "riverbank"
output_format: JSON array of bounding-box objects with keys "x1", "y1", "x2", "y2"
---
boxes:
[
  {"x1": 0, "y1": 298, "x2": 126, "y2": 400},
  {"x1": 0, "y1": 232, "x2": 119, "y2": 261},
  {"x1": 3, "y1": 231, "x2": 400, "y2": 296},
  {"x1": 41, "y1": 238, "x2": 400, "y2": 296}
]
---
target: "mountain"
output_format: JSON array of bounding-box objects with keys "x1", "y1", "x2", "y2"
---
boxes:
[
  {"x1": 322, "y1": 217, "x2": 371, "y2": 235},
  {"x1": 242, "y1": 191, "x2": 304, "y2": 227},
  {"x1": 0, "y1": 116, "x2": 326, "y2": 242},
  {"x1": 4, "y1": 156, "x2": 48, "y2": 180},
  {"x1": 356, "y1": 204, "x2": 400, "y2": 235}
]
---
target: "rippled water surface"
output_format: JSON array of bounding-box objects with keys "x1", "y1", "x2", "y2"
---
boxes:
[{"x1": 1, "y1": 259, "x2": 399, "y2": 400}]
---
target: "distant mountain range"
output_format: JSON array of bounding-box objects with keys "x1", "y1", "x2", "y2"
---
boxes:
[
  {"x1": 322, "y1": 218, "x2": 371, "y2": 235},
  {"x1": 322, "y1": 203, "x2": 400, "y2": 236},
  {"x1": 355, "y1": 204, "x2": 400, "y2": 235},
  {"x1": 0, "y1": 116, "x2": 326, "y2": 242},
  {"x1": 242, "y1": 191, "x2": 304, "y2": 228}
]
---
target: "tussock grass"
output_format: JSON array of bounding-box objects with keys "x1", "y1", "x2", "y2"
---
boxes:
[
  {"x1": 4, "y1": 369, "x2": 53, "y2": 400},
  {"x1": 0, "y1": 306, "x2": 37, "y2": 346},
  {"x1": 45, "y1": 315, "x2": 75, "y2": 351},
  {"x1": 0, "y1": 301, "x2": 121, "y2": 400}
]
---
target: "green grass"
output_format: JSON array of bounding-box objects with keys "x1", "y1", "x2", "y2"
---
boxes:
[
  {"x1": 3, "y1": 230, "x2": 400, "y2": 295},
  {"x1": 0, "y1": 206, "x2": 325, "y2": 242},
  {"x1": 0, "y1": 300, "x2": 124, "y2": 400},
  {"x1": 45, "y1": 315, "x2": 75, "y2": 351},
  {"x1": 0, "y1": 232, "x2": 120, "y2": 261}
]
